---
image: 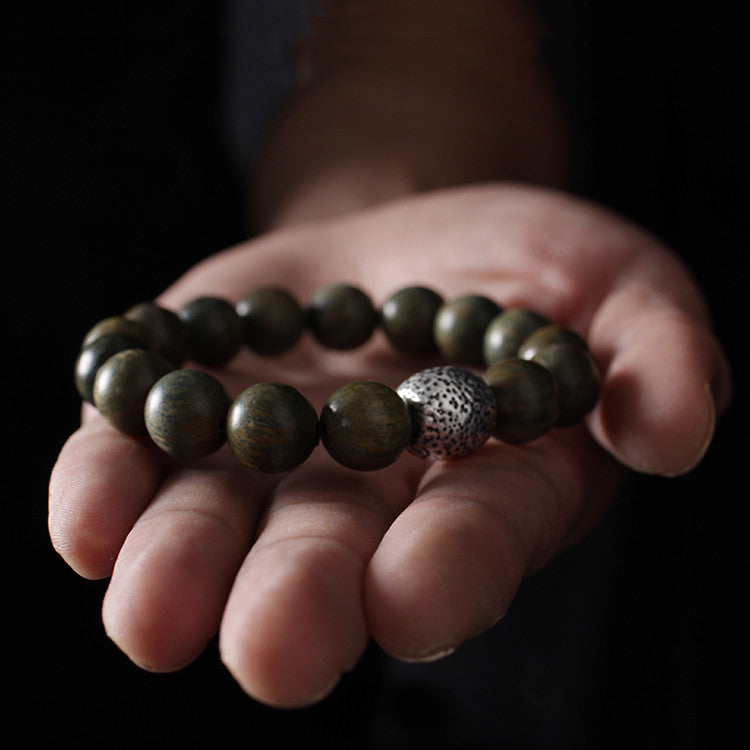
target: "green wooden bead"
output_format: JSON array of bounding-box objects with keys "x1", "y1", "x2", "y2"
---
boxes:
[
  {"x1": 236, "y1": 286, "x2": 306, "y2": 355},
  {"x1": 178, "y1": 296, "x2": 244, "y2": 367},
  {"x1": 380, "y1": 285, "x2": 443, "y2": 356},
  {"x1": 74, "y1": 332, "x2": 147, "y2": 404},
  {"x1": 433, "y1": 294, "x2": 502, "y2": 366},
  {"x1": 320, "y1": 381, "x2": 411, "y2": 471},
  {"x1": 517, "y1": 324, "x2": 588, "y2": 361},
  {"x1": 227, "y1": 382, "x2": 319, "y2": 472},
  {"x1": 82, "y1": 315, "x2": 154, "y2": 351},
  {"x1": 93, "y1": 349, "x2": 173, "y2": 435},
  {"x1": 530, "y1": 344, "x2": 600, "y2": 426},
  {"x1": 124, "y1": 302, "x2": 191, "y2": 366},
  {"x1": 483, "y1": 309, "x2": 551, "y2": 365},
  {"x1": 483, "y1": 358, "x2": 559, "y2": 443},
  {"x1": 307, "y1": 283, "x2": 376, "y2": 350},
  {"x1": 144, "y1": 369, "x2": 231, "y2": 459}
]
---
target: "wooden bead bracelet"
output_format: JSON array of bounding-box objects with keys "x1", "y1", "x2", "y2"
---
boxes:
[{"x1": 74, "y1": 284, "x2": 600, "y2": 472}]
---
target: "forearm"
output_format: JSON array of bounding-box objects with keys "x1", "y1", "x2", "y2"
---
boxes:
[{"x1": 249, "y1": 0, "x2": 568, "y2": 230}]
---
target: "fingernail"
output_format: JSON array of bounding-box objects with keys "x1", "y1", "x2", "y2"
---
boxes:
[
  {"x1": 662, "y1": 382, "x2": 716, "y2": 477},
  {"x1": 396, "y1": 643, "x2": 457, "y2": 664}
]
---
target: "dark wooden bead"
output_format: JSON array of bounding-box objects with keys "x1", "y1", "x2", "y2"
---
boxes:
[
  {"x1": 124, "y1": 302, "x2": 191, "y2": 366},
  {"x1": 144, "y1": 369, "x2": 231, "y2": 459},
  {"x1": 93, "y1": 349, "x2": 173, "y2": 435},
  {"x1": 74, "y1": 332, "x2": 146, "y2": 404},
  {"x1": 380, "y1": 285, "x2": 444, "y2": 356},
  {"x1": 483, "y1": 358, "x2": 559, "y2": 444},
  {"x1": 307, "y1": 283, "x2": 376, "y2": 350},
  {"x1": 82, "y1": 315, "x2": 154, "y2": 351},
  {"x1": 227, "y1": 382, "x2": 318, "y2": 472},
  {"x1": 178, "y1": 296, "x2": 244, "y2": 367},
  {"x1": 483, "y1": 309, "x2": 550, "y2": 365},
  {"x1": 517, "y1": 324, "x2": 588, "y2": 361},
  {"x1": 320, "y1": 381, "x2": 411, "y2": 470},
  {"x1": 235, "y1": 286, "x2": 305, "y2": 355},
  {"x1": 530, "y1": 344, "x2": 600, "y2": 426},
  {"x1": 433, "y1": 294, "x2": 502, "y2": 366}
]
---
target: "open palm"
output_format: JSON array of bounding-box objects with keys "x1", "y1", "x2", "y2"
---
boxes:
[{"x1": 49, "y1": 184, "x2": 730, "y2": 707}]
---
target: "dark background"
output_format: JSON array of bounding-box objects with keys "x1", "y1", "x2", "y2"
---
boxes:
[{"x1": 6, "y1": 3, "x2": 745, "y2": 747}]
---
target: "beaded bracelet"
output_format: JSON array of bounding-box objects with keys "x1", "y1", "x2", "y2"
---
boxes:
[{"x1": 74, "y1": 284, "x2": 600, "y2": 472}]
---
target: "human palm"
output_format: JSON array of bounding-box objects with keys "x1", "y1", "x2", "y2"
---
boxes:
[{"x1": 49, "y1": 184, "x2": 730, "y2": 707}]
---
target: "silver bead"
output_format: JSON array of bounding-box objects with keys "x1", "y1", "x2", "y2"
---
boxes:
[{"x1": 396, "y1": 366, "x2": 497, "y2": 461}]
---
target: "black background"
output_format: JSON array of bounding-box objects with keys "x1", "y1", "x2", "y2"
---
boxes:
[{"x1": 5, "y1": 3, "x2": 746, "y2": 747}]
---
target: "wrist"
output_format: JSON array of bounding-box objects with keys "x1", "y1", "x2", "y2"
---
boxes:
[{"x1": 249, "y1": 0, "x2": 567, "y2": 230}]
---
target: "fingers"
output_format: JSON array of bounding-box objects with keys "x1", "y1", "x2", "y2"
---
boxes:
[
  {"x1": 364, "y1": 431, "x2": 622, "y2": 662},
  {"x1": 60, "y1": 417, "x2": 617, "y2": 704},
  {"x1": 48, "y1": 183, "x2": 733, "y2": 708},
  {"x1": 218, "y1": 459, "x2": 419, "y2": 707},
  {"x1": 48, "y1": 409, "x2": 167, "y2": 580},
  {"x1": 101, "y1": 466, "x2": 266, "y2": 672}
]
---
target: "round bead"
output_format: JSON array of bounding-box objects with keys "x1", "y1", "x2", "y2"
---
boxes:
[
  {"x1": 530, "y1": 344, "x2": 600, "y2": 426},
  {"x1": 320, "y1": 381, "x2": 411, "y2": 471},
  {"x1": 124, "y1": 302, "x2": 191, "y2": 366},
  {"x1": 178, "y1": 296, "x2": 244, "y2": 367},
  {"x1": 517, "y1": 324, "x2": 588, "y2": 361},
  {"x1": 307, "y1": 283, "x2": 376, "y2": 350},
  {"x1": 433, "y1": 294, "x2": 502, "y2": 365},
  {"x1": 482, "y1": 308, "x2": 550, "y2": 365},
  {"x1": 380, "y1": 286, "x2": 443, "y2": 356},
  {"x1": 82, "y1": 315, "x2": 154, "y2": 351},
  {"x1": 397, "y1": 366, "x2": 497, "y2": 460},
  {"x1": 93, "y1": 349, "x2": 173, "y2": 435},
  {"x1": 483, "y1": 358, "x2": 559, "y2": 444},
  {"x1": 144, "y1": 369, "x2": 231, "y2": 459},
  {"x1": 235, "y1": 286, "x2": 306, "y2": 355},
  {"x1": 74, "y1": 332, "x2": 147, "y2": 404},
  {"x1": 227, "y1": 382, "x2": 319, "y2": 472}
]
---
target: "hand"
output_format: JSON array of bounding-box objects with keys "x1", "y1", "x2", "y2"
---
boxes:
[{"x1": 48, "y1": 183, "x2": 731, "y2": 707}]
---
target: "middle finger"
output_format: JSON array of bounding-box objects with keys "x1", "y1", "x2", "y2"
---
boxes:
[{"x1": 218, "y1": 454, "x2": 420, "y2": 708}]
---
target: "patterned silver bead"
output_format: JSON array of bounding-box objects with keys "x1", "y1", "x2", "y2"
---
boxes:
[{"x1": 396, "y1": 366, "x2": 497, "y2": 461}]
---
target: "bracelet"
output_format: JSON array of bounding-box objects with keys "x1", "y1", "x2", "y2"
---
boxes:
[{"x1": 74, "y1": 284, "x2": 600, "y2": 472}]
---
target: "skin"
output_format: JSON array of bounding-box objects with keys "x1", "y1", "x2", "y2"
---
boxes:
[{"x1": 49, "y1": 0, "x2": 731, "y2": 709}]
